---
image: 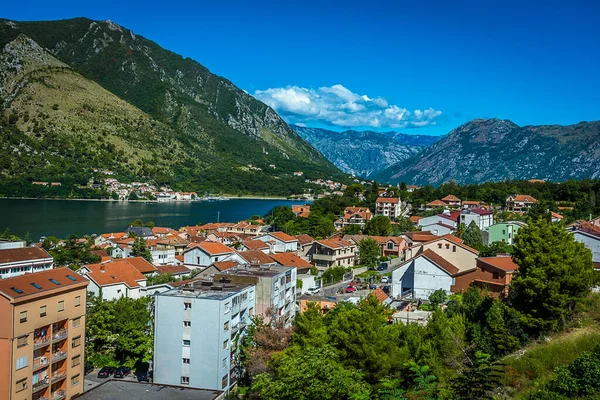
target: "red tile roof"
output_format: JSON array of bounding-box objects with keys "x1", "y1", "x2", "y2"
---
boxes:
[
  {"x1": 477, "y1": 256, "x2": 519, "y2": 272},
  {"x1": 426, "y1": 200, "x2": 447, "y2": 207},
  {"x1": 439, "y1": 211, "x2": 461, "y2": 222},
  {"x1": 125, "y1": 257, "x2": 157, "y2": 274},
  {"x1": 155, "y1": 265, "x2": 192, "y2": 275},
  {"x1": 551, "y1": 211, "x2": 564, "y2": 220},
  {"x1": 295, "y1": 234, "x2": 315, "y2": 245},
  {"x1": 409, "y1": 216, "x2": 422, "y2": 223},
  {"x1": 463, "y1": 200, "x2": 481, "y2": 205},
  {"x1": 152, "y1": 227, "x2": 178, "y2": 235},
  {"x1": 422, "y1": 249, "x2": 460, "y2": 275},
  {"x1": 269, "y1": 231, "x2": 298, "y2": 243},
  {"x1": 83, "y1": 260, "x2": 147, "y2": 288},
  {"x1": 212, "y1": 261, "x2": 239, "y2": 271},
  {"x1": 100, "y1": 232, "x2": 127, "y2": 239},
  {"x1": 510, "y1": 194, "x2": 537, "y2": 203},
  {"x1": 238, "y1": 250, "x2": 275, "y2": 265},
  {"x1": 0, "y1": 247, "x2": 52, "y2": 264},
  {"x1": 470, "y1": 208, "x2": 493, "y2": 216},
  {"x1": 0, "y1": 268, "x2": 88, "y2": 301},
  {"x1": 241, "y1": 240, "x2": 270, "y2": 251},
  {"x1": 269, "y1": 253, "x2": 312, "y2": 269},
  {"x1": 186, "y1": 241, "x2": 234, "y2": 255},
  {"x1": 376, "y1": 197, "x2": 400, "y2": 204},
  {"x1": 442, "y1": 195, "x2": 461, "y2": 202},
  {"x1": 317, "y1": 238, "x2": 354, "y2": 249},
  {"x1": 373, "y1": 287, "x2": 389, "y2": 303},
  {"x1": 404, "y1": 231, "x2": 437, "y2": 243}
]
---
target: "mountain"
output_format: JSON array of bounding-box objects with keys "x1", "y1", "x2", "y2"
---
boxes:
[
  {"x1": 374, "y1": 118, "x2": 600, "y2": 185},
  {"x1": 292, "y1": 125, "x2": 441, "y2": 178},
  {"x1": 0, "y1": 18, "x2": 344, "y2": 196}
]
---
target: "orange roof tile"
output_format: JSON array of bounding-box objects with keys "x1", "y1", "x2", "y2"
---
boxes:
[
  {"x1": 101, "y1": 232, "x2": 127, "y2": 239},
  {"x1": 317, "y1": 238, "x2": 354, "y2": 249},
  {"x1": 404, "y1": 231, "x2": 437, "y2": 243},
  {"x1": 175, "y1": 255, "x2": 184, "y2": 263},
  {"x1": 125, "y1": 257, "x2": 157, "y2": 274},
  {"x1": 295, "y1": 234, "x2": 315, "y2": 245},
  {"x1": 0, "y1": 247, "x2": 52, "y2": 264},
  {"x1": 551, "y1": 211, "x2": 564, "y2": 220},
  {"x1": 238, "y1": 250, "x2": 275, "y2": 265},
  {"x1": 510, "y1": 194, "x2": 537, "y2": 202},
  {"x1": 426, "y1": 200, "x2": 447, "y2": 207},
  {"x1": 422, "y1": 249, "x2": 460, "y2": 275},
  {"x1": 155, "y1": 265, "x2": 192, "y2": 275},
  {"x1": 212, "y1": 261, "x2": 239, "y2": 271},
  {"x1": 186, "y1": 241, "x2": 234, "y2": 255},
  {"x1": 0, "y1": 268, "x2": 88, "y2": 301},
  {"x1": 376, "y1": 197, "x2": 400, "y2": 204},
  {"x1": 477, "y1": 256, "x2": 519, "y2": 272},
  {"x1": 373, "y1": 288, "x2": 389, "y2": 303},
  {"x1": 269, "y1": 232, "x2": 298, "y2": 243},
  {"x1": 442, "y1": 195, "x2": 461, "y2": 202},
  {"x1": 83, "y1": 260, "x2": 147, "y2": 288},
  {"x1": 409, "y1": 216, "x2": 422, "y2": 223},
  {"x1": 269, "y1": 253, "x2": 312, "y2": 269}
]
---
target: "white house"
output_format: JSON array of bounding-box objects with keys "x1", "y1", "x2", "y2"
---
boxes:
[
  {"x1": 0, "y1": 247, "x2": 54, "y2": 279},
  {"x1": 391, "y1": 249, "x2": 457, "y2": 299},
  {"x1": 375, "y1": 197, "x2": 403, "y2": 218},
  {"x1": 183, "y1": 242, "x2": 236, "y2": 269},
  {"x1": 404, "y1": 234, "x2": 479, "y2": 272},
  {"x1": 253, "y1": 232, "x2": 299, "y2": 253},
  {"x1": 418, "y1": 211, "x2": 460, "y2": 236},
  {"x1": 459, "y1": 208, "x2": 494, "y2": 231},
  {"x1": 78, "y1": 259, "x2": 148, "y2": 300}
]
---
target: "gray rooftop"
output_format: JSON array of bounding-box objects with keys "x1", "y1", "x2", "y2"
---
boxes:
[
  {"x1": 74, "y1": 380, "x2": 223, "y2": 400},
  {"x1": 219, "y1": 265, "x2": 293, "y2": 277},
  {"x1": 159, "y1": 280, "x2": 253, "y2": 301}
]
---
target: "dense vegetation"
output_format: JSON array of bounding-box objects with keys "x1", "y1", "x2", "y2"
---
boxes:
[{"x1": 238, "y1": 217, "x2": 598, "y2": 399}]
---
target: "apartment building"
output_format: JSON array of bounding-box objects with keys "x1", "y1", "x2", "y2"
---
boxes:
[
  {"x1": 0, "y1": 269, "x2": 89, "y2": 400},
  {"x1": 312, "y1": 239, "x2": 357, "y2": 269},
  {"x1": 0, "y1": 247, "x2": 54, "y2": 280},
  {"x1": 375, "y1": 197, "x2": 402, "y2": 218},
  {"x1": 214, "y1": 265, "x2": 297, "y2": 328},
  {"x1": 153, "y1": 280, "x2": 255, "y2": 392}
]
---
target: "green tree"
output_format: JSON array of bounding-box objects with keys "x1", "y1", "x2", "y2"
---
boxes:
[
  {"x1": 364, "y1": 215, "x2": 392, "y2": 236},
  {"x1": 462, "y1": 221, "x2": 484, "y2": 250},
  {"x1": 358, "y1": 238, "x2": 380, "y2": 268},
  {"x1": 341, "y1": 224, "x2": 362, "y2": 235},
  {"x1": 144, "y1": 221, "x2": 155, "y2": 228},
  {"x1": 393, "y1": 216, "x2": 417, "y2": 233},
  {"x1": 24, "y1": 231, "x2": 32, "y2": 246},
  {"x1": 509, "y1": 218, "x2": 595, "y2": 333},
  {"x1": 450, "y1": 352, "x2": 503, "y2": 400},
  {"x1": 131, "y1": 237, "x2": 153, "y2": 264},
  {"x1": 129, "y1": 219, "x2": 144, "y2": 227},
  {"x1": 479, "y1": 241, "x2": 513, "y2": 257},
  {"x1": 429, "y1": 289, "x2": 447, "y2": 309},
  {"x1": 146, "y1": 273, "x2": 177, "y2": 286}
]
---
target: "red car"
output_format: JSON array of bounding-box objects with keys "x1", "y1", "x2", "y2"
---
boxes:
[{"x1": 345, "y1": 286, "x2": 357, "y2": 293}]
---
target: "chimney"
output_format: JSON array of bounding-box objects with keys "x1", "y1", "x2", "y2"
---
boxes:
[{"x1": 100, "y1": 264, "x2": 106, "y2": 273}]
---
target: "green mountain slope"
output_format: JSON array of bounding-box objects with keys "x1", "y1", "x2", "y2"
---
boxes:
[
  {"x1": 374, "y1": 118, "x2": 600, "y2": 185},
  {"x1": 0, "y1": 18, "x2": 344, "y2": 196}
]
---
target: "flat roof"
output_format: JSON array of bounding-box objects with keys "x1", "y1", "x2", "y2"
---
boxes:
[
  {"x1": 219, "y1": 265, "x2": 293, "y2": 277},
  {"x1": 159, "y1": 280, "x2": 253, "y2": 300},
  {"x1": 74, "y1": 380, "x2": 223, "y2": 400}
]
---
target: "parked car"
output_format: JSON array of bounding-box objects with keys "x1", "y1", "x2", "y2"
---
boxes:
[
  {"x1": 114, "y1": 366, "x2": 132, "y2": 378},
  {"x1": 97, "y1": 367, "x2": 115, "y2": 378},
  {"x1": 84, "y1": 364, "x2": 94, "y2": 375},
  {"x1": 345, "y1": 286, "x2": 357, "y2": 293},
  {"x1": 136, "y1": 370, "x2": 153, "y2": 382},
  {"x1": 377, "y1": 262, "x2": 389, "y2": 271},
  {"x1": 305, "y1": 286, "x2": 320, "y2": 296},
  {"x1": 381, "y1": 276, "x2": 391, "y2": 284}
]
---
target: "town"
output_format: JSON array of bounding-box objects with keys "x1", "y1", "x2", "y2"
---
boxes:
[{"x1": 0, "y1": 180, "x2": 599, "y2": 400}]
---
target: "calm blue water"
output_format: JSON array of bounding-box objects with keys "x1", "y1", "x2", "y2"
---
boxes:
[{"x1": 0, "y1": 198, "x2": 308, "y2": 240}]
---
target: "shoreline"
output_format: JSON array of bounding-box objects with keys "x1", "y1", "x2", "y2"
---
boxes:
[{"x1": 0, "y1": 196, "x2": 311, "y2": 203}]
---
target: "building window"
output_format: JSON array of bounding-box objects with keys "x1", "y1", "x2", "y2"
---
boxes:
[
  {"x1": 72, "y1": 374, "x2": 80, "y2": 387},
  {"x1": 493, "y1": 272, "x2": 499, "y2": 280},
  {"x1": 72, "y1": 336, "x2": 81, "y2": 348},
  {"x1": 445, "y1": 244, "x2": 450, "y2": 249},
  {"x1": 249, "y1": 307, "x2": 254, "y2": 316},
  {"x1": 72, "y1": 354, "x2": 81, "y2": 367},
  {"x1": 222, "y1": 375, "x2": 228, "y2": 389},
  {"x1": 73, "y1": 317, "x2": 81, "y2": 328},
  {"x1": 181, "y1": 376, "x2": 189, "y2": 385},
  {"x1": 184, "y1": 302, "x2": 191, "y2": 310},
  {"x1": 16, "y1": 355, "x2": 28, "y2": 370},
  {"x1": 19, "y1": 310, "x2": 27, "y2": 323},
  {"x1": 183, "y1": 358, "x2": 190, "y2": 364},
  {"x1": 223, "y1": 339, "x2": 228, "y2": 350},
  {"x1": 75, "y1": 296, "x2": 81, "y2": 307},
  {"x1": 58, "y1": 300, "x2": 65, "y2": 312},
  {"x1": 502, "y1": 229, "x2": 506, "y2": 235},
  {"x1": 437, "y1": 243, "x2": 442, "y2": 249},
  {"x1": 224, "y1": 321, "x2": 229, "y2": 331},
  {"x1": 183, "y1": 321, "x2": 191, "y2": 327},
  {"x1": 452, "y1": 245, "x2": 456, "y2": 252},
  {"x1": 40, "y1": 305, "x2": 47, "y2": 317},
  {"x1": 222, "y1": 357, "x2": 228, "y2": 368},
  {"x1": 17, "y1": 335, "x2": 28, "y2": 348},
  {"x1": 224, "y1": 303, "x2": 231, "y2": 314},
  {"x1": 183, "y1": 340, "x2": 191, "y2": 346},
  {"x1": 16, "y1": 378, "x2": 27, "y2": 392}
]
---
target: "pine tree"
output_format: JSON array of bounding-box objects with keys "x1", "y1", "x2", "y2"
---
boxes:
[{"x1": 462, "y1": 221, "x2": 484, "y2": 250}]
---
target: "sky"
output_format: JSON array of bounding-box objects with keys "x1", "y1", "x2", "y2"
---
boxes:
[{"x1": 3, "y1": 0, "x2": 600, "y2": 135}]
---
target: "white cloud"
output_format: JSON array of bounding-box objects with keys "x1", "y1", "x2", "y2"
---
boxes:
[{"x1": 253, "y1": 84, "x2": 441, "y2": 129}]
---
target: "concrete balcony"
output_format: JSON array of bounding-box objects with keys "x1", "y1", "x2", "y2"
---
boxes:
[
  {"x1": 312, "y1": 253, "x2": 336, "y2": 262},
  {"x1": 52, "y1": 351, "x2": 67, "y2": 363},
  {"x1": 52, "y1": 389, "x2": 66, "y2": 400},
  {"x1": 51, "y1": 371, "x2": 66, "y2": 383},
  {"x1": 52, "y1": 329, "x2": 67, "y2": 342},
  {"x1": 32, "y1": 379, "x2": 49, "y2": 393},
  {"x1": 34, "y1": 337, "x2": 50, "y2": 350},
  {"x1": 33, "y1": 356, "x2": 49, "y2": 371}
]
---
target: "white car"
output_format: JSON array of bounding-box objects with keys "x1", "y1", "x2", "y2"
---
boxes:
[
  {"x1": 380, "y1": 276, "x2": 391, "y2": 284},
  {"x1": 305, "y1": 286, "x2": 321, "y2": 296}
]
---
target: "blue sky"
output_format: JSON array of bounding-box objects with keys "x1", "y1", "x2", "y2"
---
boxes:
[{"x1": 3, "y1": 0, "x2": 600, "y2": 135}]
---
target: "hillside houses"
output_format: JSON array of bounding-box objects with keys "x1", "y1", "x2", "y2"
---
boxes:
[
  {"x1": 506, "y1": 194, "x2": 537, "y2": 211},
  {"x1": 313, "y1": 239, "x2": 357, "y2": 269},
  {"x1": 334, "y1": 206, "x2": 373, "y2": 230},
  {"x1": 375, "y1": 197, "x2": 406, "y2": 219}
]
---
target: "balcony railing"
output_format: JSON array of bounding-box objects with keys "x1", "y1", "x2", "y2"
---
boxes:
[
  {"x1": 52, "y1": 329, "x2": 67, "y2": 341},
  {"x1": 231, "y1": 322, "x2": 247, "y2": 335},
  {"x1": 33, "y1": 356, "x2": 49, "y2": 371},
  {"x1": 35, "y1": 397, "x2": 49, "y2": 400},
  {"x1": 312, "y1": 253, "x2": 337, "y2": 262},
  {"x1": 51, "y1": 371, "x2": 66, "y2": 383},
  {"x1": 34, "y1": 337, "x2": 50, "y2": 349},
  {"x1": 32, "y1": 379, "x2": 49, "y2": 393},
  {"x1": 51, "y1": 351, "x2": 67, "y2": 363},
  {"x1": 52, "y1": 390, "x2": 66, "y2": 400}
]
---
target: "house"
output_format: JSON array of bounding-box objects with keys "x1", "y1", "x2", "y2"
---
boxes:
[
  {"x1": 215, "y1": 265, "x2": 297, "y2": 327},
  {"x1": 78, "y1": 259, "x2": 148, "y2": 300},
  {"x1": 292, "y1": 205, "x2": 311, "y2": 218},
  {"x1": 487, "y1": 221, "x2": 527, "y2": 245},
  {"x1": 462, "y1": 200, "x2": 482, "y2": 209},
  {"x1": 0, "y1": 247, "x2": 53, "y2": 279},
  {"x1": 94, "y1": 232, "x2": 127, "y2": 246},
  {"x1": 375, "y1": 197, "x2": 404, "y2": 218},
  {"x1": 153, "y1": 280, "x2": 255, "y2": 391},
  {"x1": 459, "y1": 208, "x2": 494, "y2": 231},
  {"x1": 551, "y1": 212, "x2": 564, "y2": 223},
  {"x1": 183, "y1": 242, "x2": 236, "y2": 269},
  {"x1": 417, "y1": 211, "x2": 460, "y2": 236},
  {"x1": 406, "y1": 185, "x2": 420, "y2": 193},
  {"x1": 425, "y1": 200, "x2": 447, "y2": 210},
  {"x1": 253, "y1": 232, "x2": 298, "y2": 253},
  {"x1": 146, "y1": 239, "x2": 177, "y2": 266},
  {"x1": 295, "y1": 234, "x2": 315, "y2": 260},
  {"x1": 269, "y1": 252, "x2": 313, "y2": 274},
  {"x1": 155, "y1": 264, "x2": 193, "y2": 279},
  {"x1": 404, "y1": 234, "x2": 479, "y2": 271},
  {"x1": 403, "y1": 231, "x2": 438, "y2": 246},
  {"x1": 312, "y1": 239, "x2": 357, "y2": 268},
  {"x1": 123, "y1": 256, "x2": 157, "y2": 276},
  {"x1": 567, "y1": 222, "x2": 600, "y2": 268},
  {"x1": 506, "y1": 194, "x2": 537, "y2": 211},
  {"x1": 453, "y1": 256, "x2": 518, "y2": 297},
  {"x1": 409, "y1": 216, "x2": 422, "y2": 225},
  {"x1": 238, "y1": 239, "x2": 270, "y2": 254},
  {"x1": 236, "y1": 250, "x2": 276, "y2": 266},
  {"x1": 442, "y1": 195, "x2": 461, "y2": 207},
  {"x1": 335, "y1": 207, "x2": 373, "y2": 229},
  {"x1": 124, "y1": 226, "x2": 155, "y2": 238},
  {"x1": 193, "y1": 260, "x2": 241, "y2": 280},
  {"x1": 151, "y1": 227, "x2": 179, "y2": 237},
  {"x1": 373, "y1": 287, "x2": 392, "y2": 305},
  {"x1": 0, "y1": 269, "x2": 89, "y2": 400},
  {"x1": 344, "y1": 235, "x2": 408, "y2": 259}
]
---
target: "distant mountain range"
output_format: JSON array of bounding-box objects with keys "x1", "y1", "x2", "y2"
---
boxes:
[
  {"x1": 0, "y1": 18, "x2": 344, "y2": 196},
  {"x1": 292, "y1": 125, "x2": 441, "y2": 178},
  {"x1": 374, "y1": 118, "x2": 600, "y2": 185}
]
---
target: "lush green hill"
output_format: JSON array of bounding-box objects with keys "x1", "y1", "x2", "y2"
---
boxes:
[{"x1": 0, "y1": 18, "x2": 345, "y2": 197}]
